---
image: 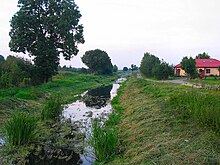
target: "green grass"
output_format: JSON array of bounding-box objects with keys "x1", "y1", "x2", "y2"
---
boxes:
[
  {"x1": 106, "y1": 78, "x2": 220, "y2": 164},
  {"x1": 41, "y1": 93, "x2": 62, "y2": 120},
  {"x1": 91, "y1": 119, "x2": 119, "y2": 163},
  {"x1": 5, "y1": 112, "x2": 38, "y2": 146},
  {"x1": 188, "y1": 76, "x2": 220, "y2": 85}
]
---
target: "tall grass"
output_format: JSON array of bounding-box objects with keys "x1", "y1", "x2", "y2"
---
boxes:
[
  {"x1": 91, "y1": 119, "x2": 119, "y2": 162},
  {"x1": 41, "y1": 93, "x2": 62, "y2": 120},
  {"x1": 168, "y1": 92, "x2": 220, "y2": 133},
  {"x1": 5, "y1": 112, "x2": 37, "y2": 145}
]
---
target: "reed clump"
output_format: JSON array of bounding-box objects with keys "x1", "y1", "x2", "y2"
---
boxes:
[
  {"x1": 91, "y1": 119, "x2": 119, "y2": 162},
  {"x1": 41, "y1": 93, "x2": 62, "y2": 120},
  {"x1": 5, "y1": 112, "x2": 37, "y2": 146}
]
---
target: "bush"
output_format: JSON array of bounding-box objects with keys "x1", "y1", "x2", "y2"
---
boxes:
[
  {"x1": 5, "y1": 112, "x2": 38, "y2": 145},
  {"x1": 41, "y1": 93, "x2": 62, "y2": 120}
]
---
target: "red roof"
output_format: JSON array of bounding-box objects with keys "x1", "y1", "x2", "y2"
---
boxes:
[{"x1": 175, "y1": 58, "x2": 220, "y2": 68}]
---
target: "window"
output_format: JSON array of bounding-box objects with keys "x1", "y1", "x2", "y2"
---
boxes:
[
  {"x1": 203, "y1": 60, "x2": 206, "y2": 63},
  {"x1": 210, "y1": 60, "x2": 212, "y2": 63},
  {"x1": 206, "y1": 69, "x2": 210, "y2": 74}
]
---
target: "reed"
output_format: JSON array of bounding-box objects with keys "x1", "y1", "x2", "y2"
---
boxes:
[
  {"x1": 41, "y1": 93, "x2": 62, "y2": 120},
  {"x1": 91, "y1": 119, "x2": 119, "y2": 162},
  {"x1": 5, "y1": 112, "x2": 37, "y2": 145}
]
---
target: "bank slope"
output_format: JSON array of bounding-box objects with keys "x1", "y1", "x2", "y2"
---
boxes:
[{"x1": 108, "y1": 79, "x2": 220, "y2": 165}]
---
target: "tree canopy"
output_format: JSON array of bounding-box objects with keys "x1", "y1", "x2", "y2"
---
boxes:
[
  {"x1": 181, "y1": 56, "x2": 197, "y2": 78},
  {"x1": 140, "y1": 52, "x2": 173, "y2": 80},
  {"x1": 0, "y1": 55, "x2": 5, "y2": 62},
  {"x1": 9, "y1": 0, "x2": 84, "y2": 83},
  {"x1": 81, "y1": 49, "x2": 113, "y2": 75},
  {"x1": 196, "y1": 52, "x2": 210, "y2": 59}
]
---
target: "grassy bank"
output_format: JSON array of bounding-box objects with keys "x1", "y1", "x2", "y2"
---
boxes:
[
  {"x1": 107, "y1": 79, "x2": 220, "y2": 164},
  {"x1": 0, "y1": 72, "x2": 116, "y2": 124}
]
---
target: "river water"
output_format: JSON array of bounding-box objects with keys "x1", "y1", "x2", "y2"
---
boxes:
[{"x1": 63, "y1": 84, "x2": 120, "y2": 164}]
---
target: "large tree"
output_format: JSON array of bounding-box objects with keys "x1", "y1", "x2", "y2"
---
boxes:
[
  {"x1": 196, "y1": 52, "x2": 210, "y2": 59},
  {"x1": 81, "y1": 49, "x2": 113, "y2": 75},
  {"x1": 181, "y1": 56, "x2": 197, "y2": 79},
  {"x1": 140, "y1": 52, "x2": 160, "y2": 77},
  {"x1": 9, "y1": 0, "x2": 84, "y2": 83}
]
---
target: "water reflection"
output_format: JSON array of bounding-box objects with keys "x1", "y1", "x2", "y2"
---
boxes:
[
  {"x1": 82, "y1": 85, "x2": 113, "y2": 109},
  {"x1": 0, "y1": 138, "x2": 4, "y2": 146}
]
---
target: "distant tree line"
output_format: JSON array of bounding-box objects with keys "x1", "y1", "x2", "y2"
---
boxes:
[
  {"x1": 0, "y1": 55, "x2": 45, "y2": 88},
  {"x1": 140, "y1": 52, "x2": 173, "y2": 80}
]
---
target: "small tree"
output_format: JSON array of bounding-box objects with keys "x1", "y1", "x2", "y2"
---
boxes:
[
  {"x1": 123, "y1": 67, "x2": 128, "y2": 72},
  {"x1": 140, "y1": 52, "x2": 160, "y2": 77},
  {"x1": 153, "y1": 62, "x2": 173, "y2": 80},
  {"x1": 196, "y1": 52, "x2": 210, "y2": 59},
  {"x1": 113, "y1": 65, "x2": 118, "y2": 72},
  {"x1": 81, "y1": 49, "x2": 113, "y2": 75},
  {"x1": 181, "y1": 56, "x2": 197, "y2": 79}
]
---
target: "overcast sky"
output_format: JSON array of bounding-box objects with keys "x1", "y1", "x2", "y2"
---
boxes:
[{"x1": 1, "y1": 0, "x2": 220, "y2": 69}]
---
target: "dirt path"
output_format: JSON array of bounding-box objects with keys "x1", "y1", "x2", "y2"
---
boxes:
[{"x1": 146, "y1": 78, "x2": 203, "y2": 88}]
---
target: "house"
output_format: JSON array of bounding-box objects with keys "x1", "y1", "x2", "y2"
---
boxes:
[{"x1": 174, "y1": 58, "x2": 220, "y2": 77}]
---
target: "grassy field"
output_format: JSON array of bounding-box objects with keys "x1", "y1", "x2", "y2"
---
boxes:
[
  {"x1": 107, "y1": 79, "x2": 220, "y2": 165},
  {"x1": 0, "y1": 72, "x2": 116, "y2": 125},
  {"x1": 188, "y1": 76, "x2": 220, "y2": 85}
]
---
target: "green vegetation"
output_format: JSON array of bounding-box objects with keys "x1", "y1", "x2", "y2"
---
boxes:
[
  {"x1": 0, "y1": 72, "x2": 116, "y2": 124},
  {"x1": 0, "y1": 56, "x2": 33, "y2": 88},
  {"x1": 181, "y1": 56, "x2": 197, "y2": 78},
  {"x1": 41, "y1": 94, "x2": 62, "y2": 120},
  {"x1": 189, "y1": 76, "x2": 220, "y2": 85},
  {"x1": 0, "y1": 72, "x2": 116, "y2": 163},
  {"x1": 91, "y1": 119, "x2": 119, "y2": 162},
  {"x1": 106, "y1": 79, "x2": 220, "y2": 164},
  {"x1": 5, "y1": 112, "x2": 37, "y2": 146},
  {"x1": 168, "y1": 91, "x2": 220, "y2": 133},
  {"x1": 90, "y1": 82, "x2": 125, "y2": 163},
  {"x1": 196, "y1": 52, "x2": 210, "y2": 59},
  {"x1": 140, "y1": 52, "x2": 173, "y2": 80}
]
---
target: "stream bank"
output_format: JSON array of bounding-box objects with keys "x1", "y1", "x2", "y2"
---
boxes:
[{"x1": 0, "y1": 83, "x2": 121, "y2": 164}]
